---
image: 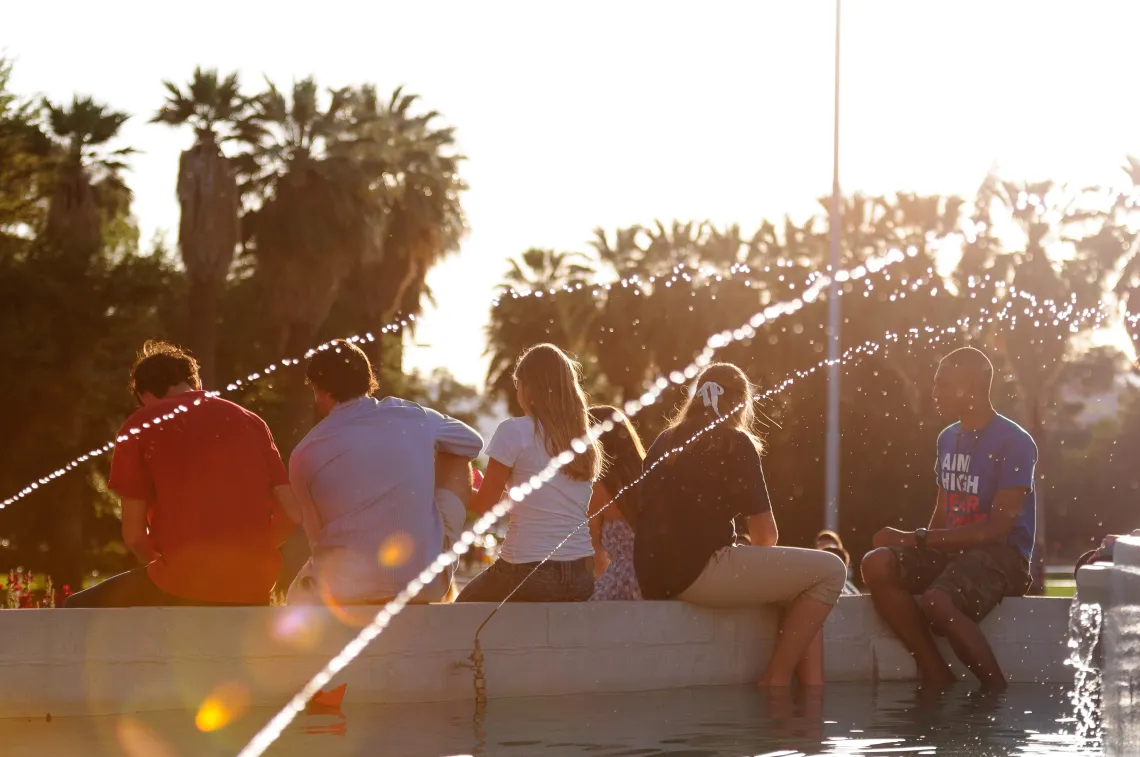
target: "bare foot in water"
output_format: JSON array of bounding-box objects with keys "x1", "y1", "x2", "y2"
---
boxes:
[
  {"x1": 757, "y1": 675, "x2": 793, "y2": 688},
  {"x1": 922, "y1": 670, "x2": 958, "y2": 690},
  {"x1": 977, "y1": 676, "x2": 1008, "y2": 693}
]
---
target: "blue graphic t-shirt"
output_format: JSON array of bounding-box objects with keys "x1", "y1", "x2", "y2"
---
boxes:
[{"x1": 934, "y1": 414, "x2": 1038, "y2": 560}]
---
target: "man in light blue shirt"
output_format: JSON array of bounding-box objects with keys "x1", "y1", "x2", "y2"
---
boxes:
[{"x1": 287, "y1": 339, "x2": 483, "y2": 605}]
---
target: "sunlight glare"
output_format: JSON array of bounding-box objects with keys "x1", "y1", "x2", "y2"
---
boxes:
[{"x1": 195, "y1": 681, "x2": 251, "y2": 733}]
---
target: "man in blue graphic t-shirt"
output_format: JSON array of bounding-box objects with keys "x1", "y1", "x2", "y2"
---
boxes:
[{"x1": 861, "y1": 346, "x2": 1037, "y2": 690}]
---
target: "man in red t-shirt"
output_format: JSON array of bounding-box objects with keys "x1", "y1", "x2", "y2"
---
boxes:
[{"x1": 65, "y1": 341, "x2": 300, "y2": 607}]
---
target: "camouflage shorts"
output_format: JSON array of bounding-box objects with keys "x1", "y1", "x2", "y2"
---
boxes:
[{"x1": 888, "y1": 542, "x2": 1032, "y2": 623}]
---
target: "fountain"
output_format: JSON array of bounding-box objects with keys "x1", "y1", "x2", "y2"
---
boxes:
[{"x1": 1093, "y1": 535, "x2": 1140, "y2": 754}]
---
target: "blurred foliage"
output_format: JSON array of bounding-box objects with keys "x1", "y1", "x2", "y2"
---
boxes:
[
  {"x1": 3, "y1": 51, "x2": 1140, "y2": 590},
  {"x1": 487, "y1": 178, "x2": 1140, "y2": 573},
  {"x1": 0, "y1": 60, "x2": 471, "y2": 587}
]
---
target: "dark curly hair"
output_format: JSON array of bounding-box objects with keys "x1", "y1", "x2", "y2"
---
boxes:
[
  {"x1": 305, "y1": 339, "x2": 378, "y2": 402},
  {"x1": 130, "y1": 340, "x2": 201, "y2": 399}
]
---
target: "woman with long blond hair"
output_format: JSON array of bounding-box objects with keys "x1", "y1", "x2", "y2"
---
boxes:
[
  {"x1": 458, "y1": 344, "x2": 602, "y2": 602},
  {"x1": 634, "y1": 363, "x2": 846, "y2": 687}
]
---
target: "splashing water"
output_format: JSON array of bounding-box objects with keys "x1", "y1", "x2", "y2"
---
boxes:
[
  {"x1": 234, "y1": 247, "x2": 917, "y2": 757},
  {"x1": 1, "y1": 245, "x2": 1106, "y2": 514},
  {"x1": 235, "y1": 249, "x2": 1119, "y2": 757},
  {"x1": 1066, "y1": 588, "x2": 1104, "y2": 745},
  {"x1": 0, "y1": 229, "x2": 1107, "y2": 750},
  {"x1": 0, "y1": 249, "x2": 903, "y2": 512},
  {"x1": 466, "y1": 290, "x2": 1108, "y2": 654}
]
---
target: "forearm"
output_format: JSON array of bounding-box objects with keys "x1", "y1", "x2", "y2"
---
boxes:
[
  {"x1": 470, "y1": 459, "x2": 510, "y2": 515},
  {"x1": 120, "y1": 497, "x2": 160, "y2": 565},
  {"x1": 593, "y1": 546, "x2": 610, "y2": 577},
  {"x1": 436, "y1": 453, "x2": 474, "y2": 507},
  {"x1": 125, "y1": 532, "x2": 160, "y2": 565},
  {"x1": 748, "y1": 513, "x2": 778, "y2": 547},
  {"x1": 468, "y1": 486, "x2": 498, "y2": 515},
  {"x1": 269, "y1": 507, "x2": 296, "y2": 546},
  {"x1": 927, "y1": 521, "x2": 1010, "y2": 550}
]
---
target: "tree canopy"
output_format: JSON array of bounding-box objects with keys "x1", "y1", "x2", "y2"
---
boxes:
[{"x1": 1, "y1": 54, "x2": 1139, "y2": 592}]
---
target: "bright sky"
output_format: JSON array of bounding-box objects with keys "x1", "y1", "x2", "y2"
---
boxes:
[{"x1": 5, "y1": 1, "x2": 1140, "y2": 387}]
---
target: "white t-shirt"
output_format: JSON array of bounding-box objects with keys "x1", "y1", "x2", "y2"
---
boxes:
[{"x1": 486, "y1": 416, "x2": 595, "y2": 563}]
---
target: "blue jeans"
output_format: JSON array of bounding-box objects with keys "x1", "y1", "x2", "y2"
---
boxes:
[{"x1": 456, "y1": 557, "x2": 593, "y2": 603}]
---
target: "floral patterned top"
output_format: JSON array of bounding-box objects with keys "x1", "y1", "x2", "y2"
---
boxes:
[{"x1": 590, "y1": 518, "x2": 642, "y2": 601}]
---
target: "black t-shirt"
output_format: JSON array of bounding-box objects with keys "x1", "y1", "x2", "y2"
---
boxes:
[{"x1": 633, "y1": 426, "x2": 772, "y2": 600}]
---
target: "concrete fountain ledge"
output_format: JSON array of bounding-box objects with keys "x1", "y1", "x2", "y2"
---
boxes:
[
  {"x1": 1098, "y1": 536, "x2": 1140, "y2": 755},
  {"x1": 0, "y1": 595, "x2": 1071, "y2": 719}
]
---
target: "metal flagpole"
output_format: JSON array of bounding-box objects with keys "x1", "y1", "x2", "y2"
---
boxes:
[{"x1": 825, "y1": 0, "x2": 842, "y2": 532}]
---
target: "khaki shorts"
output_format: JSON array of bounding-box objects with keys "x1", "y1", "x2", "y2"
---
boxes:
[{"x1": 888, "y1": 542, "x2": 1031, "y2": 623}]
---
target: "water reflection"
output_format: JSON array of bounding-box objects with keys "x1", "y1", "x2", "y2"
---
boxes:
[{"x1": 0, "y1": 683, "x2": 1101, "y2": 756}]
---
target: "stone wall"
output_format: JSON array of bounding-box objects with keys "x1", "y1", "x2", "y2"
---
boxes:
[{"x1": 0, "y1": 595, "x2": 1072, "y2": 719}]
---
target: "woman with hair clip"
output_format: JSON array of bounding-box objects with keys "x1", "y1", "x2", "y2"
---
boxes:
[
  {"x1": 634, "y1": 363, "x2": 847, "y2": 688},
  {"x1": 587, "y1": 405, "x2": 646, "y2": 601}
]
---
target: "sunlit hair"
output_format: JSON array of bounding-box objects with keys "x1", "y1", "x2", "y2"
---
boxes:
[
  {"x1": 305, "y1": 339, "x2": 378, "y2": 402},
  {"x1": 589, "y1": 405, "x2": 646, "y2": 528},
  {"x1": 814, "y1": 529, "x2": 850, "y2": 568},
  {"x1": 130, "y1": 340, "x2": 201, "y2": 399},
  {"x1": 667, "y1": 362, "x2": 763, "y2": 454},
  {"x1": 514, "y1": 344, "x2": 601, "y2": 482}
]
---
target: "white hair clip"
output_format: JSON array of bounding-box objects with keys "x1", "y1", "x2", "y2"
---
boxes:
[{"x1": 696, "y1": 381, "x2": 725, "y2": 417}]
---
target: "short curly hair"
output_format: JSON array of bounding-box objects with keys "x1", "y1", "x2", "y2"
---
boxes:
[
  {"x1": 305, "y1": 339, "x2": 377, "y2": 402},
  {"x1": 130, "y1": 340, "x2": 201, "y2": 399}
]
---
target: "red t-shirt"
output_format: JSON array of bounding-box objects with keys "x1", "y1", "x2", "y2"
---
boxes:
[{"x1": 109, "y1": 391, "x2": 290, "y2": 604}]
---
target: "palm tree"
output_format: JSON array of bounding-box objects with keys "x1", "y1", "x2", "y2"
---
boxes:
[
  {"x1": 1111, "y1": 156, "x2": 1140, "y2": 356},
  {"x1": 641, "y1": 220, "x2": 707, "y2": 272},
  {"x1": 38, "y1": 96, "x2": 134, "y2": 269},
  {"x1": 34, "y1": 94, "x2": 135, "y2": 591},
  {"x1": 235, "y1": 77, "x2": 384, "y2": 444},
  {"x1": 591, "y1": 224, "x2": 645, "y2": 275},
  {"x1": 591, "y1": 226, "x2": 652, "y2": 400},
  {"x1": 152, "y1": 68, "x2": 248, "y2": 388},
  {"x1": 867, "y1": 192, "x2": 968, "y2": 414},
  {"x1": 338, "y1": 86, "x2": 467, "y2": 338},
  {"x1": 0, "y1": 57, "x2": 52, "y2": 258},
  {"x1": 237, "y1": 77, "x2": 381, "y2": 359},
  {"x1": 963, "y1": 178, "x2": 1111, "y2": 591},
  {"x1": 485, "y1": 249, "x2": 596, "y2": 408}
]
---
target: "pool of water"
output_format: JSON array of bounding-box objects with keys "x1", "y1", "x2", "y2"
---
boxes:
[{"x1": 0, "y1": 682, "x2": 1102, "y2": 756}]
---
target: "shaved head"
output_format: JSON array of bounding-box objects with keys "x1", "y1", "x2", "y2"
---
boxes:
[
  {"x1": 941, "y1": 347, "x2": 993, "y2": 393},
  {"x1": 932, "y1": 346, "x2": 994, "y2": 421}
]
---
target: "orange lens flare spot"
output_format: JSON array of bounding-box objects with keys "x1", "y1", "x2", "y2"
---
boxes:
[
  {"x1": 378, "y1": 532, "x2": 415, "y2": 568},
  {"x1": 195, "y1": 681, "x2": 251, "y2": 733}
]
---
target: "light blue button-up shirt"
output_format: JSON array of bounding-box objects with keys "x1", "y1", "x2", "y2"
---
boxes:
[{"x1": 288, "y1": 396, "x2": 483, "y2": 602}]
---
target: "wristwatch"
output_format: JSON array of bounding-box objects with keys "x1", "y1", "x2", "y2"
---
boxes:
[{"x1": 915, "y1": 528, "x2": 928, "y2": 550}]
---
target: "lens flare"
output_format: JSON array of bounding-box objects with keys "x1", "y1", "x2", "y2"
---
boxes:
[
  {"x1": 379, "y1": 532, "x2": 415, "y2": 568},
  {"x1": 271, "y1": 605, "x2": 325, "y2": 651},
  {"x1": 318, "y1": 577, "x2": 376, "y2": 628},
  {"x1": 115, "y1": 717, "x2": 176, "y2": 757},
  {"x1": 196, "y1": 681, "x2": 251, "y2": 733},
  {"x1": 236, "y1": 249, "x2": 917, "y2": 757}
]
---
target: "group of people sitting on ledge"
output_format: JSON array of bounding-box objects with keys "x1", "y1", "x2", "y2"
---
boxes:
[{"x1": 63, "y1": 339, "x2": 1038, "y2": 691}]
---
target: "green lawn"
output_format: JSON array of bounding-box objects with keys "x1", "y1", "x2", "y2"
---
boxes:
[
  {"x1": 1045, "y1": 569, "x2": 1076, "y2": 598},
  {"x1": 1045, "y1": 582, "x2": 1076, "y2": 598}
]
